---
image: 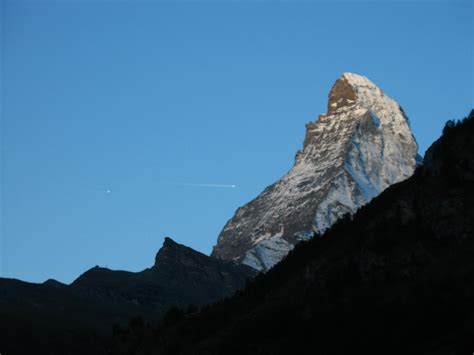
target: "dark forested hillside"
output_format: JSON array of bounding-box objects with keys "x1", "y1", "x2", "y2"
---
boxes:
[
  {"x1": 112, "y1": 110, "x2": 474, "y2": 355},
  {"x1": 0, "y1": 238, "x2": 255, "y2": 355}
]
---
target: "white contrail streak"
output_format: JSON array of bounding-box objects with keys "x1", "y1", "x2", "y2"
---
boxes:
[{"x1": 165, "y1": 182, "x2": 237, "y2": 188}]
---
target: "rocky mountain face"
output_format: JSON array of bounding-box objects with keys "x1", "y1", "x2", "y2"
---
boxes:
[
  {"x1": 212, "y1": 73, "x2": 420, "y2": 271},
  {"x1": 0, "y1": 237, "x2": 255, "y2": 355},
  {"x1": 118, "y1": 111, "x2": 474, "y2": 355}
]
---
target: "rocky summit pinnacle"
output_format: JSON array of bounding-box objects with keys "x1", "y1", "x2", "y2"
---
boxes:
[{"x1": 211, "y1": 72, "x2": 419, "y2": 271}]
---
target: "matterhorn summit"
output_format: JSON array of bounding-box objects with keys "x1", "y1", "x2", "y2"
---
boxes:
[{"x1": 211, "y1": 73, "x2": 420, "y2": 271}]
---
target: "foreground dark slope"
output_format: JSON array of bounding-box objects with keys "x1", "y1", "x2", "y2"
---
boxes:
[
  {"x1": 0, "y1": 238, "x2": 255, "y2": 355},
  {"x1": 114, "y1": 111, "x2": 474, "y2": 355}
]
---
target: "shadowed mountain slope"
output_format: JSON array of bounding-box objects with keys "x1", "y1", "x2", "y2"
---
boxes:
[{"x1": 114, "y1": 110, "x2": 474, "y2": 355}]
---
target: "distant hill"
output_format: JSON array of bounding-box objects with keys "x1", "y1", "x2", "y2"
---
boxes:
[
  {"x1": 113, "y1": 110, "x2": 474, "y2": 355},
  {"x1": 0, "y1": 237, "x2": 255, "y2": 355}
]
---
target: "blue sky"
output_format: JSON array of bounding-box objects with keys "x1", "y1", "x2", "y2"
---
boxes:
[{"x1": 1, "y1": 0, "x2": 472, "y2": 283}]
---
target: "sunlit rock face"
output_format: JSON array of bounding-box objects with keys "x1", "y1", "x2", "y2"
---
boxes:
[{"x1": 211, "y1": 73, "x2": 419, "y2": 271}]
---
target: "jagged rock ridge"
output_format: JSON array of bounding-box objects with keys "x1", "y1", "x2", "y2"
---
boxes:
[{"x1": 212, "y1": 73, "x2": 419, "y2": 271}]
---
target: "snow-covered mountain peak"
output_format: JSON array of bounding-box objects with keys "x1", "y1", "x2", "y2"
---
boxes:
[
  {"x1": 341, "y1": 72, "x2": 376, "y2": 88},
  {"x1": 328, "y1": 72, "x2": 402, "y2": 117},
  {"x1": 212, "y1": 73, "x2": 419, "y2": 271}
]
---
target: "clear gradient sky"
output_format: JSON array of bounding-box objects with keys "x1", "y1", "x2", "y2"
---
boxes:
[{"x1": 1, "y1": 0, "x2": 473, "y2": 283}]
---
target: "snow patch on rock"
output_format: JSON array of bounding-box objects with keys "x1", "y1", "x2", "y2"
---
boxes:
[{"x1": 241, "y1": 235, "x2": 294, "y2": 271}]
